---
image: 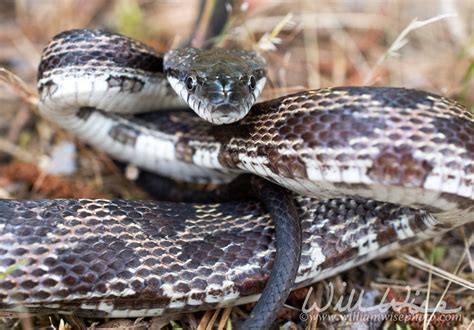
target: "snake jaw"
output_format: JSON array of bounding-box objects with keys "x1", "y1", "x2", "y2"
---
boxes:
[{"x1": 166, "y1": 74, "x2": 266, "y2": 125}]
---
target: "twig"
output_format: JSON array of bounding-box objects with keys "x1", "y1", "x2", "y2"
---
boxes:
[
  {"x1": 206, "y1": 309, "x2": 221, "y2": 330},
  {"x1": 0, "y1": 67, "x2": 38, "y2": 106},
  {"x1": 217, "y1": 307, "x2": 232, "y2": 330},
  {"x1": 0, "y1": 138, "x2": 38, "y2": 163}
]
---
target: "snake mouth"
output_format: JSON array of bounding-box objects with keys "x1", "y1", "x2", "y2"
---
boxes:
[
  {"x1": 213, "y1": 104, "x2": 240, "y2": 113},
  {"x1": 206, "y1": 104, "x2": 247, "y2": 124}
]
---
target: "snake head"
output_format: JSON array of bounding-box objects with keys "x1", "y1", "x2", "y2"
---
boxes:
[{"x1": 164, "y1": 48, "x2": 266, "y2": 125}]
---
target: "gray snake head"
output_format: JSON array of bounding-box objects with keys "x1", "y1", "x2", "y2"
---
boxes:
[{"x1": 164, "y1": 48, "x2": 266, "y2": 124}]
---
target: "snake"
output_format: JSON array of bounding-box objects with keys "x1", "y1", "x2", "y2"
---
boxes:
[{"x1": 0, "y1": 28, "x2": 473, "y2": 328}]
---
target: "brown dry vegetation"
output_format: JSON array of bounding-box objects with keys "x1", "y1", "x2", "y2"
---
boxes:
[{"x1": 0, "y1": 0, "x2": 472, "y2": 329}]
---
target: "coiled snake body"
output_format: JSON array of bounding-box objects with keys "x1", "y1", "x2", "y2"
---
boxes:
[{"x1": 0, "y1": 29, "x2": 473, "y2": 320}]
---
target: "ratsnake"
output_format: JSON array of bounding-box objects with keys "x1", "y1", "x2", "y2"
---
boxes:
[{"x1": 0, "y1": 28, "x2": 473, "y2": 327}]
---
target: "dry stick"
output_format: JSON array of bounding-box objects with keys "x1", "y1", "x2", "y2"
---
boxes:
[
  {"x1": 217, "y1": 307, "x2": 232, "y2": 330},
  {"x1": 197, "y1": 310, "x2": 213, "y2": 330},
  {"x1": 205, "y1": 308, "x2": 221, "y2": 330},
  {"x1": 306, "y1": 283, "x2": 324, "y2": 329}
]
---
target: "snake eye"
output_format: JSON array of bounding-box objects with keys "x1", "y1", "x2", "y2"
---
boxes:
[
  {"x1": 185, "y1": 76, "x2": 196, "y2": 91},
  {"x1": 249, "y1": 75, "x2": 257, "y2": 90}
]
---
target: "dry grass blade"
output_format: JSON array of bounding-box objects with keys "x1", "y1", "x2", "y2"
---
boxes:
[
  {"x1": 399, "y1": 253, "x2": 473, "y2": 290},
  {"x1": 364, "y1": 14, "x2": 456, "y2": 84},
  {"x1": 190, "y1": 0, "x2": 216, "y2": 47},
  {"x1": 257, "y1": 12, "x2": 294, "y2": 52},
  {"x1": 465, "y1": 230, "x2": 474, "y2": 272},
  {"x1": 426, "y1": 244, "x2": 471, "y2": 328},
  {"x1": 0, "y1": 67, "x2": 38, "y2": 107}
]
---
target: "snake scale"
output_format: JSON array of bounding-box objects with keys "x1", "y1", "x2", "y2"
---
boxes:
[{"x1": 0, "y1": 28, "x2": 472, "y2": 325}]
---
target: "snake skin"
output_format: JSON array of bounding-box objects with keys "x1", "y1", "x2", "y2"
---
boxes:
[
  {"x1": 0, "y1": 29, "x2": 473, "y2": 317},
  {"x1": 0, "y1": 197, "x2": 464, "y2": 317},
  {"x1": 77, "y1": 87, "x2": 473, "y2": 223},
  {"x1": 38, "y1": 29, "x2": 186, "y2": 117}
]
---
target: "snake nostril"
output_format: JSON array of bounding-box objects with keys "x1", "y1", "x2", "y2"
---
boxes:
[
  {"x1": 228, "y1": 92, "x2": 242, "y2": 103},
  {"x1": 219, "y1": 78, "x2": 227, "y2": 89},
  {"x1": 208, "y1": 92, "x2": 226, "y2": 104}
]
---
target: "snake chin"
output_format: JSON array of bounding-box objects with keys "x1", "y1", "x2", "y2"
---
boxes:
[{"x1": 207, "y1": 105, "x2": 249, "y2": 125}]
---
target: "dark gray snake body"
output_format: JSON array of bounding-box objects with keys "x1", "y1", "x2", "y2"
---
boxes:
[
  {"x1": 0, "y1": 196, "x2": 460, "y2": 318},
  {"x1": 0, "y1": 29, "x2": 472, "y2": 320}
]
